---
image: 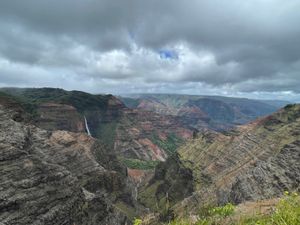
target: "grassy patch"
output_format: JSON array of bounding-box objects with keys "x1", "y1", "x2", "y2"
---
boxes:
[
  {"x1": 239, "y1": 192, "x2": 300, "y2": 225},
  {"x1": 162, "y1": 193, "x2": 300, "y2": 225},
  {"x1": 122, "y1": 158, "x2": 159, "y2": 170},
  {"x1": 151, "y1": 133, "x2": 183, "y2": 156}
]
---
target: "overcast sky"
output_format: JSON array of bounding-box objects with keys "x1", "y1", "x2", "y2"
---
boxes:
[{"x1": 0, "y1": 0, "x2": 300, "y2": 102}]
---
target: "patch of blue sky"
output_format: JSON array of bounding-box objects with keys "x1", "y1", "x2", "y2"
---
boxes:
[{"x1": 159, "y1": 49, "x2": 179, "y2": 60}]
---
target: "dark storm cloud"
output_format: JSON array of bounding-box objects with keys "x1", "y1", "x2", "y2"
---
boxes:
[
  {"x1": 0, "y1": 0, "x2": 299, "y2": 101},
  {"x1": 0, "y1": 1, "x2": 133, "y2": 32},
  {"x1": 134, "y1": 0, "x2": 300, "y2": 87},
  {"x1": 0, "y1": 0, "x2": 135, "y2": 51}
]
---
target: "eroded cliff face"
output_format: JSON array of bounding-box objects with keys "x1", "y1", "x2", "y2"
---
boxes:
[
  {"x1": 36, "y1": 103, "x2": 85, "y2": 132},
  {"x1": 0, "y1": 99, "x2": 136, "y2": 225},
  {"x1": 0, "y1": 88, "x2": 194, "y2": 164},
  {"x1": 113, "y1": 109, "x2": 193, "y2": 162},
  {"x1": 139, "y1": 104, "x2": 300, "y2": 217},
  {"x1": 138, "y1": 154, "x2": 194, "y2": 213},
  {"x1": 227, "y1": 140, "x2": 300, "y2": 204}
]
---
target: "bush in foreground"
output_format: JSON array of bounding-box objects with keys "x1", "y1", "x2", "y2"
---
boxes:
[{"x1": 135, "y1": 192, "x2": 300, "y2": 225}]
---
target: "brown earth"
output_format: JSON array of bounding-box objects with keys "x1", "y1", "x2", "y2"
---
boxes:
[
  {"x1": 0, "y1": 98, "x2": 137, "y2": 225},
  {"x1": 139, "y1": 104, "x2": 300, "y2": 218}
]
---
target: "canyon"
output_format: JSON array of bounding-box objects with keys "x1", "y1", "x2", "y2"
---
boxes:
[
  {"x1": 139, "y1": 104, "x2": 300, "y2": 222},
  {"x1": 0, "y1": 88, "x2": 298, "y2": 225}
]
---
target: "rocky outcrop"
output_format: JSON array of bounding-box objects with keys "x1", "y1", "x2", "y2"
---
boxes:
[
  {"x1": 113, "y1": 109, "x2": 193, "y2": 162},
  {"x1": 0, "y1": 88, "x2": 194, "y2": 163},
  {"x1": 0, "y1": 99, "x2": 136, "y2": 225},
  {"x1": 138, "y1": 154, "x2": 194, "y2": 212},
  {"x1": 227, "y1": 140, "x2": 300, "y2": 204},
  {"x1": 140, "y1": 104, "x2": 300, "y2": 217},
  {"x1": 36, "y1": 103, "x2": 85, "y2": 132}
]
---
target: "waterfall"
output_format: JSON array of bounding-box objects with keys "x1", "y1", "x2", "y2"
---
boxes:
[{"x1": 84, "y1": 116, "x2": 91, "y2": 136}]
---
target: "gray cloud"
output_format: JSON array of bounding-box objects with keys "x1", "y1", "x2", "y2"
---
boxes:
[{"x1": 0, "y1": 0, "x2": 300, "y2": 101}]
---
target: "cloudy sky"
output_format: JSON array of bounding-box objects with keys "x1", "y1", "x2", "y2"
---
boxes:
[{"x1": 0, "y1": 0, "x2": 300, "y2": 102}]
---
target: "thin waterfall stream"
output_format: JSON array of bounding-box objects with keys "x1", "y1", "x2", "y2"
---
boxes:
[{"x1": 84, "y1": 116, "x2": 91, "y2": 136}]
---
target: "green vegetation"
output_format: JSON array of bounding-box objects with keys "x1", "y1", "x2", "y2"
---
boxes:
[
  {"x1": 208, "y1": 203, "x2": 235, "y2": 217},
  {"x1": 0, "y1": 88, "x2": 121, "y2": 141},
  {"x1": 151, "y1": 133, "x2": 183, "y2": 155},
  {"x1": 138, "y1": 155, "x2": 194, "y2": 217},
  {"x1": 122, "y1": 158, "x2": 159, "y2": 170},
  {"x1": 279, "y1": 104, "x2": 300, "y2": 122},
  {"x1": 0, "y1": 87, "x2": 111, "y2": 113},
  {"x1": 164, "y1": 193, "x2": 299, "y2": 225},
  {"x1": 240, "y1": 192, "x2": 300, "y2": 225},
  {"x1": 95, "y1": 121, "x2": 118, "y2": 148},
  {"x1": 138, "y1": 180, "x2": 166, "y2": 213},
  {"x1": 0, "y1": 90, "x2": 39, "y2": 118},
  {"x1": 0, "y1": 90, "x2": 15, "y2": 99},
  {"x1": 133, "y1": 218, "x2": 143, "y2": 225}
]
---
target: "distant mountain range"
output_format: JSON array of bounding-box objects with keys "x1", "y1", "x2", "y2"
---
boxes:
[{"x1": 120, "y1": 93, "x2": 289, "y2": 131}]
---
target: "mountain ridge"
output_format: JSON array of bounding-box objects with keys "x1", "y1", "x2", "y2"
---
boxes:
[
  {"x1": 139, "y1": 104, "x2": 300, "y2": 219},
  {"x1": 120, "y1": 93, "x2": 289, "y2": 132},
  {"x1": 0, "y1": 88, "x2": 194, "y2": 164},
  {"x1": 0, "y1": 94, "x2": 138, "y2": 225},
  {"x1": 0, "y1": 88, "x2": 299, "y2": 224}
]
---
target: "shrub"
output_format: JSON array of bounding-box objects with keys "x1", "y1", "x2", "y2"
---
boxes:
[
  {"x1": 246, "y1": 192, "x2": 300, "y2": 225},
  {"x1": 208, "y1": 203, "x2": 235, "y2": 217},
  {"x1": 133, "y1": 218, "x2": 142, "y2": 225},
  {"x1": 162, "y1": 192, "x2": 300, "y2": 225}
]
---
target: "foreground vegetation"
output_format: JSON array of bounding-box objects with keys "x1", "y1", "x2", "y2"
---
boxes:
[
  {"x1": 135, "y1": 192, "x2": 300, "y2": 225},
  {"x1": 170, "y1": 193, "x2": 299, "y2": 225}
]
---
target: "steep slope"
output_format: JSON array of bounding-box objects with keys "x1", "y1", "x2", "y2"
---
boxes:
[
  {"x1": 139, "y1": 104, "x2": 300, "y2": 217},
  {"x1": 0, "y1": 96, "x2": 137, "y2": 225},
  {"x1": 121, "y1": 94, "x2": 288, "y2": 131},
  {"x1": 115, "y1": 109, "x2": 193, "y2": 162},
  {"x1": 0, "y1": 87, "x2": 124, "y2": 133},
  {"x1": 36, "y1": 103, "x2": 85, "y2": 132},
  {"x1": 0, "y1": 88, "x2": 194, "y2": 165}
]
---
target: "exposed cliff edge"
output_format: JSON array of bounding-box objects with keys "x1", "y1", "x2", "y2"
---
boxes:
[
  {"x1": 139, "y1": 104, "x2": 300, "y2": 218},
  {"x1": 0, "y1": 88, "x2": 194, "y2": 164},
  {"x1": 0, "y1": 95, "x2": 137, "y2": 225}
]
